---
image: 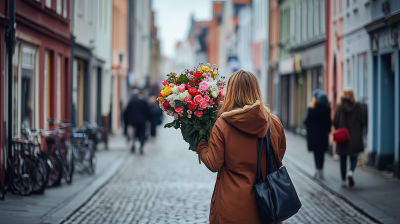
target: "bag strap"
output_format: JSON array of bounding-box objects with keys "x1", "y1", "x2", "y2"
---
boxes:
[
  {"x1": 265, "y1": 129, "x2": 280, "y2": 172},
  {"x1": 256, "y1": 129, "x2": 280, "y2": 184},
  {"x1": 256, "y1": 137, "x2": 265, "y2": 184}
]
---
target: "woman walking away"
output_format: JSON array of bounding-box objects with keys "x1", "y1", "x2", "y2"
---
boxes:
[
  {"x1": 304, "y1": 89, "x2": 332, "y2": 179},
  {"x1": 197, "y1": 70, "x2": 287, "y2": 224},
  {"x1": 333, "y1": 90, "x2": 364, "y2": 188},
  {"x1": 148, "y1": 96, "x2": 163, "y2": 140}
]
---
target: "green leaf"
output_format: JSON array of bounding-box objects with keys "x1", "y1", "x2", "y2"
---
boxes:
[
  {"x1": 182, "y1": 119, "x2": 188, "y2": 124},
  {"x1": 199, "y1": 129, "x2": 206, "y2": 135},
  {"x1": 164, "y1": 122, "x2": 173, "y2": 128}
]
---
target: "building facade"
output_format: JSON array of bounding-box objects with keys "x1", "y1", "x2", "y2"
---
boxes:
[
  {"x1": 365, "y1": 0, "x2": 400, "y2": 177},
  {"x1": 237, "y1": 5, "x2": 254, "y2": 72},
  {"x1": 252, "y1": 0, "x2": 269, "y2": 102},
  {"x1": 111, "y1": 0, "x2": 129, "y2": 133},
  {"x1": 268, "y1": 0, "x2": 280, "y2": 114},
  {"x1": 278, "y1": 0, "x2": 327, "y2": 134}
]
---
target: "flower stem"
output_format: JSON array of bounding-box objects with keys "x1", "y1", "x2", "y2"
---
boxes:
[{"x1": 198, "y1": 155, "x2": 201, "y2": 164}]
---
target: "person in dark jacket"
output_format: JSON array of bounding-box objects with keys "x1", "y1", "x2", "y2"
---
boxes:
[
  {"x1": 148, "y1": 96, "x2": 163, "y2": 139},
  {"x1": 333, "y1": 90, "x2": 364, "y2": 188},
  {"x1": 124, "y1": 89, "x2": 150, "y2": 154},
  {"x1": 304, "y1": 89, "x2": 332, "y2": 179}
]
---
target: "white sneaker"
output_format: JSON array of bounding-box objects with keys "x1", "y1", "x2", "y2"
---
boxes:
[
  {"x1": 340, "y1": 181, "x2": 347, "y2": 188},
  {"x1": 318, "y1": 170, "x2": 324, "y2": 179},
  {"x1": 314, "y1": 171, "x2": 319, "y2": 179},
  {"x1": 347, "y1": 171, "x2": 355, "y2": 187}
]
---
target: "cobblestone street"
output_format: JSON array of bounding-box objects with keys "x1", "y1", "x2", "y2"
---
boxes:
[{"x1": 62, "y1": 122, "x2": 380, "y2": 224}]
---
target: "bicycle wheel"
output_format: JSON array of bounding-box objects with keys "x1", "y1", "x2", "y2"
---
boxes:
[
  {"x1": 32, "y1": 157, "x2": 47, "y2": 194},
  {"x1": 17, "y1": 158, "x2": 33, "y2": 196},
  {"x1": 73, "y1": 144, "x2": 91, "y2": 173},
  {"x1": 64, "y1": 146, "x2": 74, "y2": 184},
  {"x1": 47, "y1": 152, "x2": 62, "y2": 187},
  {"x1": 0, "y1": 177, "x2": 5, "y2": 199}
]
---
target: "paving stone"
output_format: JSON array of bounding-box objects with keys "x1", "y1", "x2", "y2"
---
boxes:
[{"x1": 63, "y1": 123, "x2": 380, "y2": 224}]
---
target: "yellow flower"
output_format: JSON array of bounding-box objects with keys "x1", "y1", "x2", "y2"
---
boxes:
[
  {"x1": 157, "y1": 97, "x2": 165, "y2": 104},
  {"x1": 161, "y1": 86, "x2": 173, "y2": 97},
  {"x1": 201, "y1": 66, "x2": 210, "y2": 72},
  {"x1": 213, "y1": 71, "x2": 217, "y2": 75}
]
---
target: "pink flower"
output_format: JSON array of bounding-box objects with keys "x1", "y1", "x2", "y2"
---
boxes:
[
  {"x1": 199, "y1": 101, "x2": 208, "y2": 109},
  {"x1": 219, "y1": 88, "x2": 226, "y2": 97},
  {"x1": 193, "y1": 95, "x2": 204, "y2": 105},
  {"x1": 189, "y1": 70, "x2": 194, "y2": 74},
  {"x1": 204, "y1": 95, "x2": 210, "y2": 102},
  {"x1": 202, "y1": 74, "x2": 207, "y2": 77},
  {"x1": 194, "y1": 111, "x2": 203, "y2": 117},
  {"x1": 162, "y1": 80, "x2": 169, "y2": 86},
  {"x1": 184, "y1": 96, "x2": 192, "y2": 103},
  {"x1": 208, "y1": 77, "x2": 214, "y2": 82},
  {"x1": 209, "y1": 99, "x2": 214, "y2": 105},
  {"x1": 178, "y1": 84, "x2": 186, "y2": 92},
  {"x1": 175, "y1": 107, "x2": 184, "y2": 114},
  {"x1": 198, "y1": 81, "x2": 210, "y2": 92},
  {"x1": 169, "y1": 83, "x2": 175, "y2": 87},
  {"x1": 163, "y1": 102, "x2": 169, "y2": 111}
]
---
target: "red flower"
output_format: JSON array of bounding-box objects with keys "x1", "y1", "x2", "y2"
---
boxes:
[
  {"x1": 189, "y1": 103, "x2": 196, "y2": 111},
  {"x1": 194, "y1": 111, "x2": 203, "y2": 117},
  {"x1": 188, "y1": 87, "x2": 198, "y2": 96},
  {"x1": 209, "y1": 99, "x2": 214, "y2": 105},
  {"x1": 159, "y1": 93, "x2": 163, "y2": 97},
  {"x1": 162, "y1": 80, "x2": 169, "y2": 86},
  {"x1": 194, "y1": 71, "x2": 202, "y2": 79}
]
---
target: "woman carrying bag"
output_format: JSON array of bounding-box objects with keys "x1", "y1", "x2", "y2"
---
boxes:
[
  {"x1": 197, "y1": 70, "x2": 301, "y2": 224},
  {"x1": 333, "y1": 90, "x2": 364, "y2": 188},
  {"x1": 304, "y1": 89, "x2": 332, "y2": 179}
]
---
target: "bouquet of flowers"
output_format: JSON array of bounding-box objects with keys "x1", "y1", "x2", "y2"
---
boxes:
[{"x1": 157, "y1": 63, "x2": 226, "y2": 152}]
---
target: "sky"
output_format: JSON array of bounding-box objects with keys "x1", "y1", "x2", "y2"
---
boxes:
[{"x1": 152, "y1": 0, "x2": 218, "y2": 58}]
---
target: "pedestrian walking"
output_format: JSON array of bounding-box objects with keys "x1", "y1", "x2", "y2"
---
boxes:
[
  {"x1": 303, "y1": 89, "x2": 332, "y2": 179},
  {"x1": 124, "y1": 89, "x2": 150, "y2": 154},
  {"x1": 333, "y1": 90, "x2": 364, "y2": 188},
  {"x1": 197, "y1": 70, "x2": 287, "y2": 224},
  {"x1": 148, "y1": 96, "x2": 163, "y2": 140}
]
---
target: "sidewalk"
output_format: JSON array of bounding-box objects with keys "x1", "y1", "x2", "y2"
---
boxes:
[
  {"x1": 0, "y1": 134, "x2": 129, "y2": 224},
  {"x1": 284, "y1": 132, "x2": 400, "y2": 224}
]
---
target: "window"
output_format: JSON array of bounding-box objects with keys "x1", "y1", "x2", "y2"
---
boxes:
[
  {"x1": 308, "y1": 0, "x2": 313, "y2": 39},
  {"x1": 339, "y1": 0, "x2": 343, "y2": 14},
  {"x1": 314, "y1": 0, "x2": 320, "y2": 37},
  {"x1": 63, "y1": 0, "x2": 68, "y2": 18},
  {"x1": 88, "y1": 0, "x2": 93, "y2": 23},
  {"x1": 346, "y1": 59, "x2": 351, "y2": 86},
  {"x1": 46, "y1": 0, "x2": 51, "y2": 8},
  {"x1": 296, "y1": 1, "x2": 301, "y2": 44},
  {"x1": 78, "y1": 1, "x2": 84, "y2": 17},
  {"x1": 56, "y1": 0, "x2": 62, "y2": 14},
  {"x1": 347, "y1": 0, "x2": 350, "y2": 8},
  {"x1": 320, "y1": 0, "x2": 326, "y2": 35},
  {"x1": 20, "y1": 45, "x2": 38, "y2": 131},
  {"x1": 302, "y1": 0, "x2": 307, "y2": 41}
]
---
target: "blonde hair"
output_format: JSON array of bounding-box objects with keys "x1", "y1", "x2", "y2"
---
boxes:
[{"x1": 341, "y1": 89, "x2": 356, "y2": 103}]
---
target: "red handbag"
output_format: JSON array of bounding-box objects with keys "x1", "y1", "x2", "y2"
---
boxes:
[
  {"x1": 334, "y1": 110, "x2": 350, "y2": 144},
  {"x1": 334, "y1": 128, "x2": 350, "y2": 144}
]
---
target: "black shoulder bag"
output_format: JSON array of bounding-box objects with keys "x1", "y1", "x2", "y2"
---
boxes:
[{"x1": 254, "y1": 129, "x2": 302, "y2": 224}]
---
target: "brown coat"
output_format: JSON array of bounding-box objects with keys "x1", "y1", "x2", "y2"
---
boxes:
[
  {"x1": 333, "y1": 98, "x2": 364, "y2": 155},
  {"x1": 197, "y1": 101, "x2": 287, "y2": 224}
]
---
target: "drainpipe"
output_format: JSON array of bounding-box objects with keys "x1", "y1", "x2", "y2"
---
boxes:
[
  {"x1": 70, "y1": 0, "x2": 75, "y2": 126},
  {"x1": 6, "y1": 0, "x2": 15, "y2": 158}
]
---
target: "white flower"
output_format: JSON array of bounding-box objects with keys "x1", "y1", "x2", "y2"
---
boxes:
[
  {"x1": 187, "y1": 114, "x2": 191, "y2": 118},
  {"x1": 187, "y1": 110, "x2": 192, "y2": 114},
  {"x1": 172, "y1": 85, "x2": 179, "y2": 94},
  {"x1": 166, "y1": 93, "x2": 178, "y2": 102},
  {"x1": 169, "y1": 101, "x2": 176, "y2": 108},
  {"x1": 174, "y1": 113, "x2": 179, "y2": 120},
  {"x1": 211, "y1": 90, "x2": 218, "y2": 98},
  {"x1": 178, "y1": 90, "x2": 191, "y2": 101},
  {"x1": 159, "y1": 103, "x2": 165, "y2": 111}
]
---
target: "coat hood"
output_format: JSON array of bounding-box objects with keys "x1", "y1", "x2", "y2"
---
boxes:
[
  {"x1": 220, "y1": 100, "x2": 270, "y2": 138},
  {"x1": 340, "y1": 97, "x2": 357, "y2": 112}
]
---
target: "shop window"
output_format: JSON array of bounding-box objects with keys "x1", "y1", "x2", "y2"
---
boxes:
[
  {"x1": 314, "y1": 0, "x2": 320, "y2": 37},
  {"x1": 46, "y1": 0, "x2": 51, "y2": 8},
  {"x1": 57, "y1": 54, "x2": 62, "y2": 120},
  {"x1": 20, "y1": 46, "x2": 37, "y2": 130}
]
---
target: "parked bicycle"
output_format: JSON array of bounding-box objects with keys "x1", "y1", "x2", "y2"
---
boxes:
[{"x1": 71, "y1": 126, "x2": 96, "y2": 174}]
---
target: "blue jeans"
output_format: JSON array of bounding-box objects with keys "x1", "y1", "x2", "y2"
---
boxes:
[{"x1": 340, "y1": 155, "x2": 357, "y2": 180}]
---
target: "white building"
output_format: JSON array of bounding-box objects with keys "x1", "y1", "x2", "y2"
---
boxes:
[
  {"x1": 252, "y1": 0, "x2": 269, "y2": 102},
  {"x1": 237, "y1": 5, "x2": 254, "y2": 73},
  {"x1": 175, "y1": 40, "x2": 195, "y2": 74},
  {"x1": 130, "y1": 0, "x2": 152, "y2": 89}
]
